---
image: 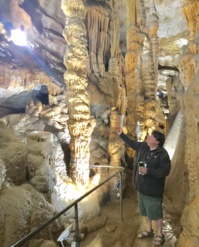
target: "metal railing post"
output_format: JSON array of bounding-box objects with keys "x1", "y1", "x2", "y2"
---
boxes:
[
  {"x1": 74, "y1": 203, "x2": 80, "y2": 247},
  {"x1": 119, "y1": 171, "x2": 123, "y2": 222}
]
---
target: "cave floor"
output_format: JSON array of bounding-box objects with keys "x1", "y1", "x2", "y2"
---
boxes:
[{"x1": 80, "y1": 169, "x2": 177, "y2": 247}]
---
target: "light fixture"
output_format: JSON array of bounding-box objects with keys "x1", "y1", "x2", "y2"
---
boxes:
[{"x1": 10, "y1": 26, "x2": 27, "y2": 46}]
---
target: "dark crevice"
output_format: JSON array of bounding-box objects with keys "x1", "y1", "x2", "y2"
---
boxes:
[{"x1": 158, "y1": 64, "x2": 179, "y2": 72}]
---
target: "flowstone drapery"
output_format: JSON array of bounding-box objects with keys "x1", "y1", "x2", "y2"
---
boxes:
[
  {"x1": 61, "y1": 0, "x2": 95, "y2": 186},
  {"x1": 87, "y1": 3, "x2": 109, "y2": 77}
]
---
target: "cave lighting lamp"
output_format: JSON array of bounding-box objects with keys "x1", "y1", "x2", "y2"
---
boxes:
[{"x1": 10, "y1": 28, "x2": 27, "y2": 46}]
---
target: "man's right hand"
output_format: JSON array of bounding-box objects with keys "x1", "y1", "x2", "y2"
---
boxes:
[{"x1": 117, "y1": 127, "x2": 122, "y2": 135}]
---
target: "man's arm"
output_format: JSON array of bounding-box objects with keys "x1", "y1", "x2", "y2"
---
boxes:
[{"x1": 117, "y1": 127, "x2": 141, "y2": 151}]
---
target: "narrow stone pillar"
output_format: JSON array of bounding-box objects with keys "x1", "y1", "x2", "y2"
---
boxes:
[
  {"x1": 108, "y1": 108, "x2": 125, "y2": 201},
  {"x1": 61, "y1": 0, "x2": 95, "y2": 186}
]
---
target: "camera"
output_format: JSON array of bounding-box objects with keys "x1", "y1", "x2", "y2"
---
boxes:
[
  {"x1": 138, "y1": 161, "x2": 144, "y2": 167},
  {"x1": 138, "y1": 161, "x2": 146, "y2": 175}
]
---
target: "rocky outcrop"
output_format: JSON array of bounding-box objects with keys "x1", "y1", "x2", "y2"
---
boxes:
[{"x1": 0, "y1": 183, "x2": 61, "y2": 247}]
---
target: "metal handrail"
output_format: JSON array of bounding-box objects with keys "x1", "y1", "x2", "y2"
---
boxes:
[{"x1": 11, "y1": 165, "x2": 125, "y2": 247}]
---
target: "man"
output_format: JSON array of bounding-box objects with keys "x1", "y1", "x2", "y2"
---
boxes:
[{"x1": 117, "y1": 127, "x2": 171, "y2": 246}]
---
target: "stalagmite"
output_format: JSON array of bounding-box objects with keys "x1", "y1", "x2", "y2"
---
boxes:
[{"x1": 108, "y1": 108, "x2": 123, "y2": 168}]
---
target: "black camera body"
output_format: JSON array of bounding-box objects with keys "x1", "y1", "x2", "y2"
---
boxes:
[{"x1": 138, "y1": 161, "x2": 144, "y2": 167}]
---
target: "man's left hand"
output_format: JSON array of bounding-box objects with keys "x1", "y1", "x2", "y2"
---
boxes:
[{"x1": 139, "y1": 167, "x2": 147, "y2": 175}]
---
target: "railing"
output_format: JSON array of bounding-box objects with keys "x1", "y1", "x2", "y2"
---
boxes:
[{"x1": 11, "y1": 165, "x2": 125, "y2": 247}]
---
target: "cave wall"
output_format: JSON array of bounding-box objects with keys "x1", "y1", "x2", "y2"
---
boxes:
[{"x1": 165, "y1": 0, "x2": 199, "y2": 246}]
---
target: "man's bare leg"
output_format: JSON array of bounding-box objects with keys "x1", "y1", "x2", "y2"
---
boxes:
[
  {"x1": 137, "y1": 217, "x2": 153, "y2": 238},
  {"x1": 145, "y1": 217, "x2": 152, "y2": 232},
  {"x1": 155, "y1": 218, "x2": 163, "y2": 236},
  {"x1": 153, "y1": 218, "x2": 165, "y2": 245}
]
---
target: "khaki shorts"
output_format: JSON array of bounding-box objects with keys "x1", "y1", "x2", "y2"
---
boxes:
[{"x1": 138, "y1": 192, "x2": 163, "y2": 221}]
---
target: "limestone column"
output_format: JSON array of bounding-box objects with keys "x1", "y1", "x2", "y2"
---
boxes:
[
  {"x1": 125, "y1": 0, "x2": 141, "y2": 156},
  {"x1": 142, "y1": 1, "x2": 159, "y2": 133},
  {"x1": 61, "y1": 0, "x2": 95, "y2": 186},
  {"x1": 108, "y1": 0, "x2": 126, "y2": 162},
  {"x1": 134, "y1": 0, "x2": 146, "y2": 140}
]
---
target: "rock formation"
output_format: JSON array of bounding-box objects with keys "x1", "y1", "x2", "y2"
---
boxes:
[{"x1": 61, "y1": 0, "x2": 96, "y2": 186}]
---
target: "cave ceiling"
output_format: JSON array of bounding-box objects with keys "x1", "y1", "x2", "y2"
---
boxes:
[{"x1": 0, "y1": 0, "x2": 66, "y2": 89}]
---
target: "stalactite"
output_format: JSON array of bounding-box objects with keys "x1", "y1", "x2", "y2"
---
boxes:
[
  {"x1": 61, "y1": 0, "x2": 96, "y2": 186},
  {"x1": 148, "y1": 0, "x2": 159, "y2": 84},
  {"x1": 137, "y1": 0, "x2": 146, "y2": 31},
  {"x1": 87, "y1": 5, "x2": 110, "y2": 77},
  {"x1": 108, "y1": 3, "x2": 121, "y2": 76}
]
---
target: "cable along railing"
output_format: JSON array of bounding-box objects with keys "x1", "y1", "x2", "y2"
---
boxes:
[{"x1": 11, "y1": 165, "x2": 125, "y2": 247}]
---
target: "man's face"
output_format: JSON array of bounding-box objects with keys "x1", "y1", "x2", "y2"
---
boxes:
[{"x1": 146, "y1": 134, "x2": 159, "y2": 147}]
